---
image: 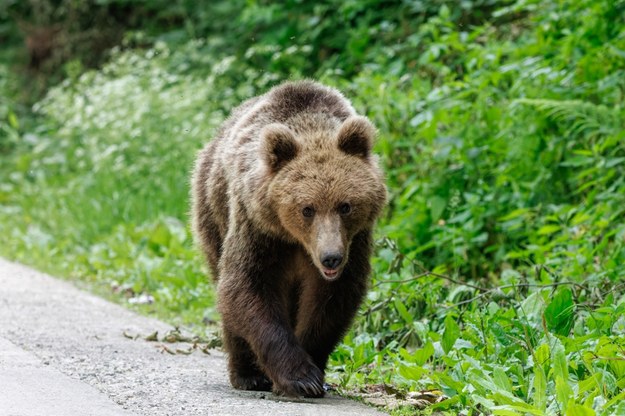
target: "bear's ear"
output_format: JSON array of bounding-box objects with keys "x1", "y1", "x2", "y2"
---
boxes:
[
  {"x1": 261, "y1": 123, "x2": 299, "y2": 172},
  {"x1": 337, "y1": 116, "x2": 376, "y2": 158}
]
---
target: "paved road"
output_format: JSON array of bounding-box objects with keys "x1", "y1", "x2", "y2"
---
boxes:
[{"x1": 0, "y1": 259, "x2": 386, "y2": 416}]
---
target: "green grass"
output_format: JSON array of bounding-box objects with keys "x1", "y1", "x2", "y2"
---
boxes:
[{"x1": 2, "y1": 0, "x2": 625, "y2": 414}]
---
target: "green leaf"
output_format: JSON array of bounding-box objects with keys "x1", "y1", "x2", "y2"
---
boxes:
[
  {"x1": 552, "y1": 339, "x2": 573, "y2": 412},
  {"x1": 605, "y1": 388, "x2": 625, "y2": 408},
  {"x1": 436, "y1": 372, "x2": 465, "y2": 393},
  {"x1": 534, "y1": 343, "x2": 550, "y2": 365},
  {"x1": 493, "y1": 366, "x2": 513, "y2": 393},
  {"x1": 492, "y1": 408, "x2": 524, "y2": 416},
  {"x1": 520, "y1": 291, "x2": 547, "y2": 323},
  {"x1": 413, "y1": 341, "x2": 434, "y2": 366},
  {"x1": 393, "y1": 298, "x2": 413, "y2": 324},
  {"x1": 442, "y1": 314, "x2": 460, "y2": 354},
  {"x1": 577, "y1": 373, "x2": 602, "y2": 397},
  {"x1": 430, "y1": 195, "x2": 447, "y2": 221},
  {"x1": 560, "y1": 156, "x2": 595, "y2": 167},
  {"x1": 545, "y1": 287, "x2": 575, "y2": 336},
  {"x1": 537, "y1": 224, "x2": 561, "y2": 235},
  {"x1": 534, "y1": 370, "x2": 547, "y2": 411},
  {"x1": 611, "y1": 400, "x2": 625, "y2": 415},
  {"x1": 556, "y1": 376, "x2": 574, "y2": 413},
  {"x1": 499, "y1": 208, "x2": 531, "y2": 222},
  {"x1": 398, "y1": 363, "x2": 426, "y2": 380},
  {"x1": 492, "y1": 404, "x2": 545, "y2": 416},
  {"x1": 597, "y1": 342, "x2": 625, "y2": 378},
  {"x1": 552, "y1": 338, "x2": 569, "y2": 380},
  {"x1": 8, "y1": 111, "x2": 19, "y2": 129},
  {"x1": 469, "y1": 370, "x2": 504, "y2": 396},
  {"x1": 565, "y1": 402, "x2": 595, "y2": 416},
  {"x1": 533, "y1": 348, "x2": 548, "y2": 411}
]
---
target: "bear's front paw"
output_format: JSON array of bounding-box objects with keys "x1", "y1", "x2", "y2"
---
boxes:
[
  {"x1": 230, "y1": 372, "x2": 273, "y2": 392},
  {"x1": 272, "y1": 358, "x2": 325, "y2": 398}
]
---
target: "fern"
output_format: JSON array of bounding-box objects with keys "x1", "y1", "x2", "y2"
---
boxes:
[{"x1": 512, "y1": 98, "x2": 622, "y2": 140}]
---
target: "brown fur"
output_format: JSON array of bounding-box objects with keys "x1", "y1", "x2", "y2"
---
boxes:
[{"x1": 191, "y1": 80, "x2": 386, "y2": 398}]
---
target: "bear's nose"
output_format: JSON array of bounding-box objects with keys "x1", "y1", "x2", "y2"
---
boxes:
[{"x1": 321, "y1": 253, "x2": 343, "y2": 270}]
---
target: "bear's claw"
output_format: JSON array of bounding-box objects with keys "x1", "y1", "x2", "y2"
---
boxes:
[
  {"x1": 231, "y1": 373, "x2": 273, "y2": 392},
  {"x1": 272, "y1": 360, "x2": 325, "y2": 398}
]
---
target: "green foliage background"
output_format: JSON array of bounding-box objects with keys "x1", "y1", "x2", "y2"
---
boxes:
[{"x1": 1, "y1": 0, "x2": 625, "y2": 414}]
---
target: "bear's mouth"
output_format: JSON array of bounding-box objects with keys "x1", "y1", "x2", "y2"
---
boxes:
[{"x1": 322, "y1": 268, "x2": 340, "y2": 280}]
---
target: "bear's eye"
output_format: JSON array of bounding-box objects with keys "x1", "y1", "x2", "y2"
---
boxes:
[
  {"x1": 302, "y1": 206, "x2": 315, "y2": 218},
  {"x1": 338, "y1": 203, "x2": 352, "y2": 215}
]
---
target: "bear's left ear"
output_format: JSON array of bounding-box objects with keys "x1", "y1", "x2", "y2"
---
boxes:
[
  {"x1": 337, "y1": 116, "x2": 376, "y2": 158},
  {"x1": 261, "y1": 123, "x2": 299, "y2": 172}
]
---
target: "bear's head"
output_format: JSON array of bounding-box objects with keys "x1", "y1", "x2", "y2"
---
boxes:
[{"x1": 261, "y1": 115, "x2": 387, "y2": 281}]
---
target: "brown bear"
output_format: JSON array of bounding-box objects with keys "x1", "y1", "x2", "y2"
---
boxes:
[{"x1": 191, "y1": 80, "x2": 386, "y2": 398}]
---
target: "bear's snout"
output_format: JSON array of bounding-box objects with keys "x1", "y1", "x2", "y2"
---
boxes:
[
  {"x1": 321, "y1": 252, "x2": 343, "y2": 270},
  {"x1": 313, "y1": 214, "x2": 346, "y2": 279},
  {"x1": 319, "y1": 251, "x2": 345, "y2": 280}
]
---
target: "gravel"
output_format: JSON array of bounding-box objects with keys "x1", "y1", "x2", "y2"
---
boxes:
[{"x1": 0, "y1": 258, "x2": 386, "y2": 416}]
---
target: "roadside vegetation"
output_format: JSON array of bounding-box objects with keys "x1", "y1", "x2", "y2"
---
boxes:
[{"x1": 1, "y1": 1, "x2": 625, "y2": 414}]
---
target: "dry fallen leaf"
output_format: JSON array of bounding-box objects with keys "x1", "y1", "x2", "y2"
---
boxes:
[
  {"x1": 344, "y1": 384, "x2": 449, "y2": 411},
  {"x1": 122, "y1": 328, "x2": 222, "y2": 355},
  {"x1": 144, "y1": 331, "x2": 159, "y2": 341}
]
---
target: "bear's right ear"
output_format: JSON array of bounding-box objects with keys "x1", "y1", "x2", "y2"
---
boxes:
[{"x1": 261, "y1": 123, "x2": 299, "y2": 172}]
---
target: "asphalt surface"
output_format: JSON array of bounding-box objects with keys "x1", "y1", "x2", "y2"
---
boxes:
[{"x1": 0, "y1": 258, "x2": 386, "y2": 416}]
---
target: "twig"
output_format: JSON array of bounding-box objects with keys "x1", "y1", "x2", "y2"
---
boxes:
[
  {"x1": 373, "y1": 272, "x2": 431, "y2": 287},
  {"x1": 442, "y1": 281, "x2": 589, "y2": 309},
  {"x1": 375, "y1": 269, "x2": 488, "y2": 292},
  {"x1": 413, "y1": 263, "x2": 490, "y2": 292}
]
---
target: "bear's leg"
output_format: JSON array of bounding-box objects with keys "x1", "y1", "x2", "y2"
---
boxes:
[
  {"x1": 294, "y1": 275, "x2": 367, "y2": 371},
  {"x1": 218, "y1": 231, "x2": 325, "y2": 398},
  {"x1": 223, "y1": 330, "x2": 272, "y2": 391},
  {"x1": 220, "y1": 288, "x2": 325, "y2": 398},
  {"x1": 295, "y1": 231, "x2": 371, "y2": 371}
]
